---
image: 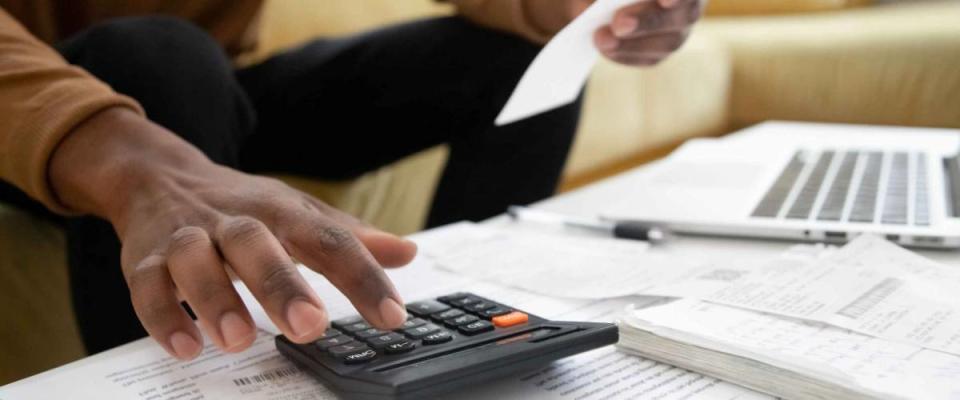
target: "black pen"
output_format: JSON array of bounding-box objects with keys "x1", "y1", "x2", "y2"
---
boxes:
[{"x1": 507, "y1": 205, "x2": 672, "y2": 244}]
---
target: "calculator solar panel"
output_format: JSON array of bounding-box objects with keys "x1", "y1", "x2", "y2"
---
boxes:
[{"x1": 276, "y1": 292, "x2": 618, "y2": 400}]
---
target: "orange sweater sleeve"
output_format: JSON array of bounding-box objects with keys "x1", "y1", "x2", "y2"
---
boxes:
[
  {"x1": 0, "y1": 7, "x2": 144, "y2": 214},
  {"x1": 448, "y1": 0, "x2": 554, "y2": 44}
]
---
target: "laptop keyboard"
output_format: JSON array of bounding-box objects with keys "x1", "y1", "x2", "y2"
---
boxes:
[
  {"x1": 947, "y1": 154, "x2": 960, "y2": 218},
  {"x1": 786, "y1": 151, "x2": 835, "y2": 219},
  {"x1": 752, "y1": 150, "x2": 935, "y2": 226},
  {"x1": 848, "y1": 152, "x2": 884, "y2": 223},
  {"x1": 816, "y1": 152, "x2": 858, "y2": 221}
]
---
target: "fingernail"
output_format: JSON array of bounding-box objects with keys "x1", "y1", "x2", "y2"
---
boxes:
[
  {"x1": 597, "y1": 35, "x2": 619, "y2": 51},
  {"x1": 379, "y1": 298, "x2": 407, "y2": 328},
  {"x1": 220, "y1": 311, "x2": 253, "y2": 350},
  {"x1": 287, "y1": 299, "x2": 326, "y2": 339},
  {"x1": 169, "y1": 331, "x2": 201, "y2": 360},
  {"x1": 402, "y1": 238, "x2": 418, "y2": 250},
  {"x1": 612, "y1": 18, "x2": 638, "y2": 37},
  {"x1": 659, "y1": 0, "x2": 682, "y2": 8}
]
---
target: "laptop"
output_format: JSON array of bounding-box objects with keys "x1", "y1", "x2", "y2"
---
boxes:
[{"x1": 603, "y1": 122, "x2": 960, "y2": 249}]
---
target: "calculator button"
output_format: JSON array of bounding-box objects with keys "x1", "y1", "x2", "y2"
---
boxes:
[
  {"x1": 458, "y1": 320, "x2": 494, "y2": 335},
  {"x1": 341, "y1": 321, "x2": 373, "y2": 333},
  {"x1": 400, "y1": 318, "x2": 428, "y2": 330},
  {"x1": 478, "y1": 307, "x2": 512, "y2": 319},
  {"x1": 354, "y1": 328, "x2": 390, "y2": 339},
  {"x1": 403, "y1": 323, "x2": 442, "y2": 339},
  {"x1": 444, "y1": 314, "x2": 479, "y2": 328},
  {"x1": 384, "y1": 340, "x2": 417, "y2": 354},
  {"x1": 331, "y1": 316, "x2": 365, "y2": 330},
  {"x1": 316, "y1": 336, "x2": 354, "y2": 350},
  {"x1": 422, "y1": 330, "x2": 454, "y2": 345},
  {"x1": 407, "y1": 300, "x2": 451, "y2": 317},
  {"x1": 464, "y1": 301, "x2": 496, "y2": 312},
  {"x1": 492, "y1": 312, "x2": 529, "y2": 328},
  {"x1": 319, "y1": 328, "x2": 342, "y2": 339},
  {"x1": 432, "y1": 309, "x2": 465, "y2": 321},
  {"x1": 449, "y1": 296, "x2": 481, "y2": 307},
  {"x1": 436, "y1": 293, "x2": 470, "y2": 304},
  {"x1": 343, "y1": 349, "x2": 378, "y2": 365},
  {"x1": 329, "y1": 342, "x2": 370, "y2": 358},
  {"x1": 366, "y1": 332, "x2": 406, "y2": 349}
]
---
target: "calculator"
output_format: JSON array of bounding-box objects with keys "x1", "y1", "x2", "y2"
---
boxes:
[{"x1": 276, "y1": 292, "x2": 618, "y2": 399}]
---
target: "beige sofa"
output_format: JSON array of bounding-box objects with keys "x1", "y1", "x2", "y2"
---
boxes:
[{"x1": 2, "y1": 0, "x2": 959, "y2": 384}]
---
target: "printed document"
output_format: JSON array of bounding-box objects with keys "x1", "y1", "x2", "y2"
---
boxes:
[
  {"x1": 1, "y1": 329, "x2": 337, "y2": 399},
  {"x1": 417, "y1": 222, "x2": 747, "y2": 300},
  {"x1": 689, "y1": 235, "x2": 960, "y2": 355},
  {"x1": 624, "y1": 299, "x2": 960, "y2": 400}
]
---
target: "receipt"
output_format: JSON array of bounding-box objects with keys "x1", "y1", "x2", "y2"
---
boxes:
[
  {"x1": 495, "y1": 0, "x2": 638, "y2": 125},
  {"x1": 695, "y1": 235, "x2": 960, "y2": 356}
]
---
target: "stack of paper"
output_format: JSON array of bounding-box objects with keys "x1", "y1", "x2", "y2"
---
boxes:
[
  {"x1": 422, "y1": 222, "x2": 768, "y2": 300},
  {"x1": 617, "y1": 236, "x2": 960, "y2": 400}
]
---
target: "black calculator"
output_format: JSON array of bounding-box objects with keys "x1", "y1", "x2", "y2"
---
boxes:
[{"x1": 276, "y1": 292, "x2": 618, "y2": 399}]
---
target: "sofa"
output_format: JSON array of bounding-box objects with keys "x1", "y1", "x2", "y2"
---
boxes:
[{"x1": 2, "y1": 0, "x2": 958, "y2": 384}]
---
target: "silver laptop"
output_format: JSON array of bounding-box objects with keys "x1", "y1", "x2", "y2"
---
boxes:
[{"x1": 604, "y1": 122, "x2": 960, "y2": 249}]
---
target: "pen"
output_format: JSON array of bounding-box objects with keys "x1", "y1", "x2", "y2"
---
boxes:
[{"x1": 506, "y1": 205, "x2": 672, "y2": 244}]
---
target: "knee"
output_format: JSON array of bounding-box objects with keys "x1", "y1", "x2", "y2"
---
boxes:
[
  {"x1": 438, "y1": 16, "x2": 542, "y2": 64},
  {"x1": 62, "y1": 16, "x2": 233, "y2": 89}
]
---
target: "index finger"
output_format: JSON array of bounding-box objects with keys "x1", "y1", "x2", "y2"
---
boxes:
[
  {"x1": 215, "y1": 216, "x2": 329, "y2": 343},
  {"x1": 278, "y1": 215, "x2": 407, "y2": 330}
]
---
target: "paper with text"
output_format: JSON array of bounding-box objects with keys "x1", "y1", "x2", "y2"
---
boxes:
[
  {"x1": 417, "y1": 222, "x2": 744, "y2": 300},
  {"x1": 625, "y1": 299, "x2": 960, "y2": 400},
  {"x1": 495, "y1": 0, "x2": 637, "y2": 125},
  {"x1": 1, "y1": 330, "x2": 337, "y2": 400},
  {"x1": 691, "y1": 235, "x2": 960, "y2": 355}
]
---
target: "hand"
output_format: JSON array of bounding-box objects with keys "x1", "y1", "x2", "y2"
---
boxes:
[
  {"x1": 49, "y1": 108, "x2": 417, "y2": 359},
  {"x1": 525, "y1": 0, "x2": 703, "y2": 67},
  {"x1": 594, "y1": 0, "x2": 703, "y2": 66}
]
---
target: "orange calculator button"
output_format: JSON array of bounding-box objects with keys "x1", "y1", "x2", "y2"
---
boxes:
[{"x1": 492, "y1": 312, "x2": 529, "y2": 328}]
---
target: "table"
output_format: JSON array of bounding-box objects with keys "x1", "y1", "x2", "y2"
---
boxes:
[{"x1": 4, "y1": 122, "x2": 958, "y2": 399}]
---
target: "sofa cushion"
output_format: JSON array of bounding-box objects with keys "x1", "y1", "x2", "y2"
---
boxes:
[
  {"x1": 567, "y1": 32, "x2": 731, "y2": 178},
  {"x1": 277, "y1": 146, "x2": 448, "y2": 236},
  {"x1": 707, "y1": 0, "x2": 872, "y2": 15},
  {"x1": 0, "y1": 205, "x2": 83, "y2": 384},
  {"x1": 700, "y1": 1, "x2": 960, "y2": 129}
]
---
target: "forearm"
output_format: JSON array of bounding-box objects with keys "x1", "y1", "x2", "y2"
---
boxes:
[{"x1": 0, "y1": 8, "x2": 145, "y2": 213}]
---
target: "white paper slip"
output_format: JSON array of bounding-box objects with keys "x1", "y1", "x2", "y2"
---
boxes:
[{"x1": 494, "y1": 0, "x2": 638, "y2": 126}]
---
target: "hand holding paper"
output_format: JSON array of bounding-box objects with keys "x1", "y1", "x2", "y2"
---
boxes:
[{"x1": 495, "y1": 0, "x2": 702, "y2": 125}]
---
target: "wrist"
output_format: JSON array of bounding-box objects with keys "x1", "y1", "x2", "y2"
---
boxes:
[{"x1": 49, "y1": 108, "x2": 212, "y2": 229}]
